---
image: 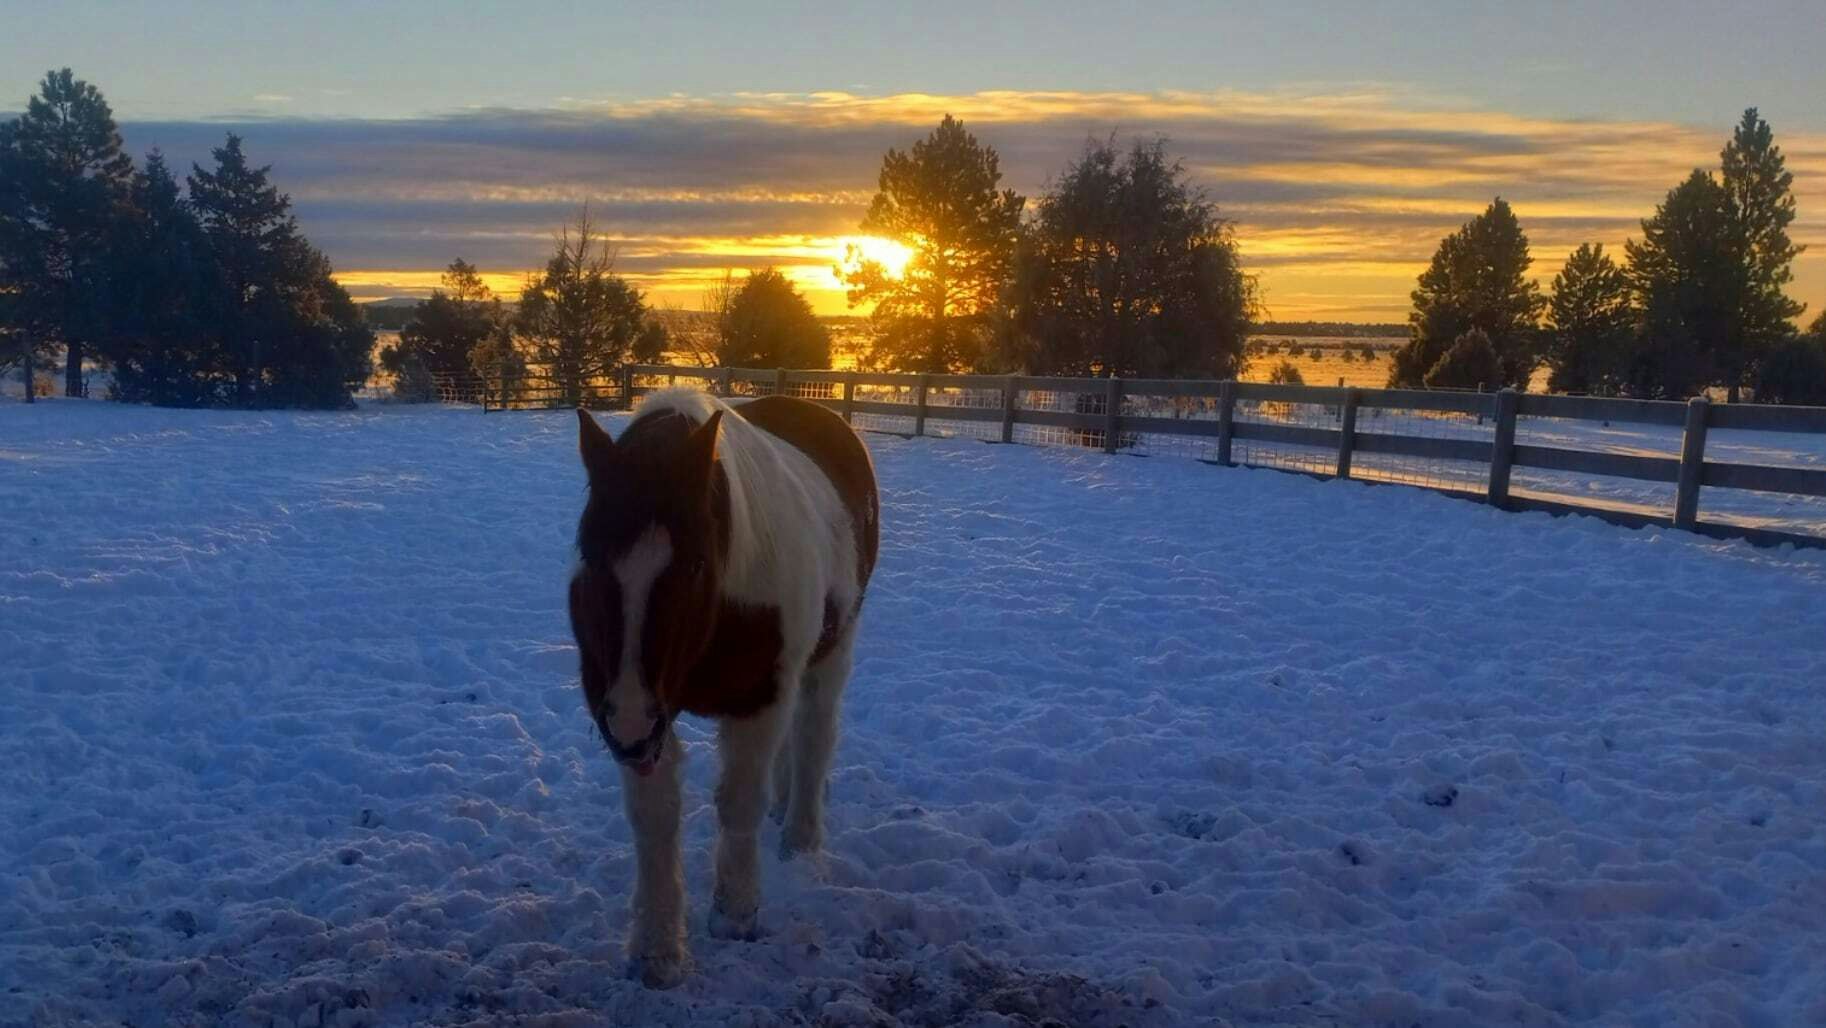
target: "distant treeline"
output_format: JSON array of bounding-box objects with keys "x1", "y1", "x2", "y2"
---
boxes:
[
  {"x1": 375, "y1": 116, "x2": 1262, "y2": 403},
  {"x1": 1254, "y1": 321, "x2": 1407, "y2": 339},
  {"x1": 7, "y1": 68, "x2": 1823, "y2": 409},
  {"x1": 2, "y1": 70, "x2": 371, "y2": 406},
  {"x1": 1384, "y1": 110, "x2": 1822, "y2": 403}
]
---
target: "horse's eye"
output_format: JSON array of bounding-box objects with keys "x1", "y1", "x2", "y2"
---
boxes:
[{"x1": 691, "y1": 558, "x2": 706, "y2": 578}]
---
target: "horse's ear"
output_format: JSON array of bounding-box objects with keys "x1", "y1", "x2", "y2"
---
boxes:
[
  {"x1": 686, "y1": 409, "x2": 723, "y2": 491},
  {"x1": 577, "y1": 408, "x2": 616, "y2": 480}
]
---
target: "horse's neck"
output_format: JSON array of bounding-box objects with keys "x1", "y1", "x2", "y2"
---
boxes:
[{"x1": 717, "y1": 419, "x2": 827, "y2": 601}]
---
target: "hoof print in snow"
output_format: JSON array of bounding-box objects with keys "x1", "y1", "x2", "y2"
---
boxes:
[
  {"x1": 337, "y1": 847, "x2": 363, "y2": 866},
  {"x1": 1422, "y1": 785, "x2": 1459, "y2": 808},
  {"x1": 1748, "y1": 813, "x2": 1769, "y2": 827},
  {"x1": 356, "y1": 808, "x2": 382, "y2": 829},
  {"x1": 1149, "y1": 880, "x2": 1168, "y2": 895},
  {"x1": 858, "y1": 929, "x2": 896, "y2": 960},
  {"x1": 1166, "y1": 811, "x2": 1217, "y2": 840},
  {"x1": 1338, "y1": 841, "x2": 1369, "y2": 866},
  {"x1": 160, "y1": 909, "x2": 198, "y2": 938}
]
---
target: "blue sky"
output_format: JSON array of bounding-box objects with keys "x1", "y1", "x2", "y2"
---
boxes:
[{"x1": 5, "y1": 1, "x2": 1824, "y2": 319}]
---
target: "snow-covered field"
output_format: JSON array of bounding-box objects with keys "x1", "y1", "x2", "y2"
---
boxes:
[{"x1": 4, "y1": 399, "x2": 1825, "y2": 1027}]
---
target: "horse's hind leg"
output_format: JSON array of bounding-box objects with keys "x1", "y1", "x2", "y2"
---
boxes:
[
  {"x1": 783, "y1": 625, "x2": 855, "y2": 858},
  {"x1": 710, "y1": 697, "x2": 789, "y2": 941}
]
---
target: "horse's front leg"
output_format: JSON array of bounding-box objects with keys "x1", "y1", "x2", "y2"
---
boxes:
[
  {"x1": 709, "y1": 695, "x2": 790, "y2": 940},
  {"x1": 622, "y1": 725, "x2": 687, "y2": 988}
]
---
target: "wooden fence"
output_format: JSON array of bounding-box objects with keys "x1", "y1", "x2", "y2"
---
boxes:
[{"x1": 463, "y1": 362, "x2": 1826, "y2": 550}]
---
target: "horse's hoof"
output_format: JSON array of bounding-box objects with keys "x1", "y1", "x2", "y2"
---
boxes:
[
  {"x1": 629, "y1": 951, "x2": 689, "y2": 989},
  {"x1": 707, "y1": 905, "x2": 760, "y2": 942},
  {"x1": 779, "y1": 832, "x2": 822, "y2": 861}
]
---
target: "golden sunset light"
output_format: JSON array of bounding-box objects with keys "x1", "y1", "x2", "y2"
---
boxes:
[
  {"x1": 265, "y1": 88, "x2": 1823, "y2": 323},
  {"x1": 10, "y1": 8, "x2": 1826, "y2": 1023}
]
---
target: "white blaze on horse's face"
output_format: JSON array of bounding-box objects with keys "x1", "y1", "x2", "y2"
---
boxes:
[{"x1": 606, "y1": 524, "x2": 673, "y2": 750}]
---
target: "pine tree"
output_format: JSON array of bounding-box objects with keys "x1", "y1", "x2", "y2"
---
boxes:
[
  {"x1": 514, "y1": 208, "x2": 648, "y2": 405},
  {"x1": 0, "y1": 69, "x2": 134, "y2": 396},
  {"x1": 718, "y1": 267, "x2": 831, "y2": 369},
  {"x1": 98, "y1": 151, "x2": 217, "y2": 404},
  {"x1": 381, "y1": 259, "x2": 505, "y2": 401},
  {"x1": 1545, "y1": 244, "x2": 1635, "y2": 395},
  {"x1": 844, "y1": 116, "x2": 1024, "y2": 372},
  {"x1": 1626, "y1": 170, "x2": 1742, "y2": 399},
  {"x1": 1389, "y1": 198, "x2": 1544, "y2": 390},
  {"x1": 1720, "y1": 108, "x2": 1806, "y2": 399},
  {"x1": 1011, "y1": 138, "x2": 1257, "y2": 379},
  {"x1": 189, "y1": 134, "x2": 370, "y2": 407},
  {"x1": 1423, "y1": 328, "x2": 1504, "y2": 390}
]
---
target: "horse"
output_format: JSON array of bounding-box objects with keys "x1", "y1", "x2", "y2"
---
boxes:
[{"x1": 567, "y1": 387, "x2": 879, "y2": 988}]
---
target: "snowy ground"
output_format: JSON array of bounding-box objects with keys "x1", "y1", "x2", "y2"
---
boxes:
[{"x1": 4, "y1": 399, "x2": 1826, "y2": 1027}]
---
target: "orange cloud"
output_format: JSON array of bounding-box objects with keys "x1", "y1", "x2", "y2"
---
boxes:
[{"x1": 130, "y1": 87, "x2": 1813, "y2": 322}]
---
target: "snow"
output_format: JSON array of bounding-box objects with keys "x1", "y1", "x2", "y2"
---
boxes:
[{"x1": 4, "y1": 398, "x2": 1826, "y2": 1027}]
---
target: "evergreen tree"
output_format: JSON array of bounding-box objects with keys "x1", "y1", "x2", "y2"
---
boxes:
[
  {"x1": 97, "y1": 151, "x2": 217, "y2": 404},
  {"x1": 1545, "y1": 243, "x2": 1635, "y2": 395},
  {"x1": 1423, "y1": 328, "x2": 1504, "y2": 390},
  {"x1": 1720, "y1": 108, "x2": 1806, "y2": 398},
  {"x1": 514, "y1": 208, "x2": 648, "y2": 405},
  {"x1": 189, "y1": 134, "x2": 371, "y2": 407},
  {"x1": 844, "y1": 116, "x2": 1024, "y2": 372},
  {"x1": 380, "y1": 259, "x2": 504, "y2": 401},
  {"x1": 632, "y1": 317, "x2": 670, "y2": 365},
  {"x1": 1389, "y1": 198, "x2": 1544, "y2": 390},
  {"x1": 0, "y1": 69, "x2": 134, "y2": 396},
  {"x1": 1008, "y1": 138, "x2": 1257, "y2": 379},
  {"x1": 1752, "y1": 310, "x2": 1826, "y2": 406},
  {"x1": 718, "y1": 267, "x2": 831, "y2": 369},
  {"x1": 1625, "y1": 170, "x2": 1742, "y2": 399}
]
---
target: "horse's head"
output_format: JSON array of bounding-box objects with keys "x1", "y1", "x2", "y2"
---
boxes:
[{"x1": 568, "y1": 406, "x2": 726, "y2": 776}]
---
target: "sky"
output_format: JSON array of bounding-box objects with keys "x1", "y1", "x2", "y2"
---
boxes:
[{"x1": 5, "y1": 1, "x2": 1826, "y2": 322}]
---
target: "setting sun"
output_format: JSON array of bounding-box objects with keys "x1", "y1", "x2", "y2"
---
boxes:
[{"x1": 837, "y1": 235, "x2": 914, "y2": 278}]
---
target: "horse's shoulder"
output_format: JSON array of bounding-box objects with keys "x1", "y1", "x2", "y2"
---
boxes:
[{"x1": 735, "y1": 396, "x2": 879, "y2": 585}]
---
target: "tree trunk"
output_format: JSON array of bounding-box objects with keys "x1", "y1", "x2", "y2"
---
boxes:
[
  {"x1": 65, "y1": 339, "x2": 83, "y2": 397},
  {"x1": 20, "y1": 333, "x2": 33, "y2": 404}
]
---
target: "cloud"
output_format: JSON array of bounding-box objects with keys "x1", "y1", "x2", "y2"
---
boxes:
[
  {"x1": 116, "y1": 90, "x2": 1826, "y2": 319},
  {"x1": 251, "y1": 93, "x2": 293, "y2": 104}
]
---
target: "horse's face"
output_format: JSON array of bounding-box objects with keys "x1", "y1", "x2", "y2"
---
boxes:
[{"x1": 568, "y1": 408, "x2": 725, "y2": 776}]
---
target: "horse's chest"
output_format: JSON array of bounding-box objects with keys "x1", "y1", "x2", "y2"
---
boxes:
[{"x1": 678, "y1": 601, "x2": 785, "y2": 719}]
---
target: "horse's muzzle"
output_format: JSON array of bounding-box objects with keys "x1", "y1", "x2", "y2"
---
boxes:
[{"x1": 604, "y1": 716, "x2": 667, "y2": 776}]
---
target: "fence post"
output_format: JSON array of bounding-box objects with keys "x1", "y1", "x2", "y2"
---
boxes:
[
  {"x1": 1000, "y1": 375, "x2": 1019, "y2": 443},
  {"x1": 1486, "y1": 387, "x2": 1519, "y2": 507},
  {"x1": 1102, "y1": 376, "x2": 1123, "y2": 454},
  {"x1": 1216, "y1": 379, "x2": 1237, "y2": 465},
  {"x1": 1673, "y1": 395, "x2": 1711, "y2": 530},
  {"x1": 620, "y1": 365, "x2": 635, "y2": 410},
  {"x1": 719, "y1": 367, "x2": 733, "y2": 397},
  {"x1": 841, "y1": 371, "x2": 856, "y2": 423},
  {"x1": 913, "y1": 373, "x2": 931, "y2": 437},
  {"x1": 1335, "y1": 388, "x2": 1359, "y2": 479},
  {"x1": 773, "y1": 367, "x2": 787, "y2": 398}
]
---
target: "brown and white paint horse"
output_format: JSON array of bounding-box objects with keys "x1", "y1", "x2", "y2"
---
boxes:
[{"x1": 568, "y1": 387, "x2": 878, "y2": 987}]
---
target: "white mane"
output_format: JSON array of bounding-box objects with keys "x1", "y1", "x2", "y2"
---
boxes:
[{"x1": 631, "y1": 387, "x2": 838, "y2": 602}]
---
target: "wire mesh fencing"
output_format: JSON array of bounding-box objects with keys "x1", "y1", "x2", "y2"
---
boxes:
[{"x1": 469, "y1": 361, "x2": 1826, "y2": 548}]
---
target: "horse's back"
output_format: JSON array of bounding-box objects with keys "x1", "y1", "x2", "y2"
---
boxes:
[{"x1": 735, "y1": 395, "x2": 879, "y2": 589}]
